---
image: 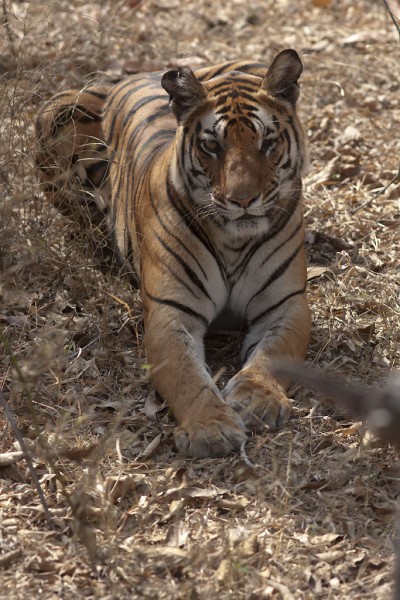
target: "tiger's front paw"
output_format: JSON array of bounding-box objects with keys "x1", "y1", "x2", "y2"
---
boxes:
[
  {"x1": 174, "y1": 405, "x2": 246, "y2": 458},
  {"x1": 223, "y1": 372, "x2": 292, "y2": 432}
]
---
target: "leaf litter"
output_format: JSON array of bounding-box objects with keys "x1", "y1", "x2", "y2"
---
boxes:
[{"x1": 0, "y1": 0, "x2": 400, "y2": 598}]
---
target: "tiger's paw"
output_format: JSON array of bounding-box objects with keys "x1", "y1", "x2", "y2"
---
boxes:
[
  {"x1": 174, "y1": 405, "x2": 246, "y2": 458},
  {"x1": 223, "y1": 372, "x2": 292, "y2": 431}
]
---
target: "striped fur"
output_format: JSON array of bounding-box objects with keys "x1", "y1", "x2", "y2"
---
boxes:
[{"x1": 36, "y1": 49, "x2": 311, "y2": 458}]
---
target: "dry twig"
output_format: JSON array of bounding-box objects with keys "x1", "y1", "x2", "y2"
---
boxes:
[{"x1": 0, "y1": 391, "x2": 54, "y2": 527}]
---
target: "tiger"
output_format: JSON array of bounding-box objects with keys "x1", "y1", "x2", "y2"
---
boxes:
[{"x1": 36, "y1": 49, "x2": 311, "y2": 458}]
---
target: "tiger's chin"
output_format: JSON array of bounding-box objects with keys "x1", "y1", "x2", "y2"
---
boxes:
[{"x1": 223, "y1": 214, "x2": 272, "y2": 238}]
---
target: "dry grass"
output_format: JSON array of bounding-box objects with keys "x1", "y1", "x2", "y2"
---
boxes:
[{"x1": 1, "y1": 0, "x2": 400, "y2": 598}]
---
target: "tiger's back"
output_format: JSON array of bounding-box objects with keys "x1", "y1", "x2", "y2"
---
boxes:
[
  {"x1": 36, "y1": 60, "x2": 274, "y2": 266},
  {"x1": 37, "y1": 52, "x2": 311, "y2": 458}
]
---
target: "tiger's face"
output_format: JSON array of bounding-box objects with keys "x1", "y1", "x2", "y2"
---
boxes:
[
  {"x1": 189, "y1": 92, "x2": 294, "y2": 233},
  {"x1": 162, "y1": 50, "x2": 307, "y2": 238}
]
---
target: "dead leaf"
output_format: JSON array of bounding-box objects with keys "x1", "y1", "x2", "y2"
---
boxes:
[
  {"x1": 261, "y1": 579, "x2": 295, "y2": 600},
  {"x1": 215, "y1": 559, "x2": 236, "y2": 583},
  {"x1": 141, "y1": 433, "x2": 162, "y2": 457},
  {"x1": 164, "y1": 486, "x2": 227, "y2": 500},
  {"x1": 307, "y1": 266, "x2": 331, "y2": 280},
  {"x1": 0, "y1": 549, "x2": 22, "y2": 568},
  {"x1": 308, "y1": 157, "x2": 340, "y2": 188},
  {"x1": 316, "y1": 550, "x2": 346, "y2": 563},
  {"x1": 165, "y1": 522, "x2": 190, "y2": 548},
  {"x1": 144, "y1": 391, "x2": 166, "y2": 421},
  {"x1": 338, "y1": 126, "x2": 362, "y2": 146},
  {"x1": 311, "y1": 533, "x2": 342, "y2": 545},
  {"x1": 0, "y1": 451, "x2": 24, "y2": 466},
  {"x1": 116, "y1": 430, "x2": 141, "y2": 451},
  {"x1": 0, "y1": 315, "x2": 30, "y2": 328},
  {"x1": 55, "y1": 444, "x2": 99, "y2": 461},
  {"x1": 105, "y1": 474, "x2": 149, "y2": 502},
  {"x1": 335, "y1": 423, "x2": 363, "y2": 437},
  {"x1": 216, "y1": 496, "x2": 250, "y2": 512},
  {"x1": 159, "y1": 499, "x2": 186, "y2": 524}
]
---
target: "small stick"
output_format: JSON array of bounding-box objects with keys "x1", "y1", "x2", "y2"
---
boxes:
[
  {"x1": 381, "y1": 0, "x2": 400, "y2": 39},
  {"x1": 0, "y1": 391, "x2": 54, "y2": 528},
  {"x1": 240, "y1": 440, "x2": 255, "y2": 469},
  {"x1": 2, "y1": 0, "x2": 17, "y2": 57},
  {"x1": 351, "y1": 166, "x2": 400, "y2": 215}
]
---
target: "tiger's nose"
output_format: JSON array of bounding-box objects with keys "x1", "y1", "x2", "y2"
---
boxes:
[{"x1": 229, "y1": 194, "x2": 259, "y2": 209}]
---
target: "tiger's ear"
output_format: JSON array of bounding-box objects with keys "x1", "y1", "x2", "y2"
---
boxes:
[
  {"x1": 263, "y1": 49, "x2": 303, "y2": 105},
  {"x1": 161, "y1": 67, "x2": 206, "y2": 122}
]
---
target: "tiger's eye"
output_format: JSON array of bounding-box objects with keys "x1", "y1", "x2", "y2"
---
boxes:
[{"x1": 200, "y1": 138, "x2": 221, "y2": 155}]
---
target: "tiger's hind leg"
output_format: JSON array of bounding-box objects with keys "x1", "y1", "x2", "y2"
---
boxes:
[{"x1": 36, "y1": 86, "x2": 115, "y2": 262}]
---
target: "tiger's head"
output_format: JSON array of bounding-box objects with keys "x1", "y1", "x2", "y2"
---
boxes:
[{"x1": 162, "y1": 50, "x2": 308, "y2": 238}]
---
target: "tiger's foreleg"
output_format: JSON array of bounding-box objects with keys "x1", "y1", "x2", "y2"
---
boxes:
[
  {"x1": 144, "y1": 307, "x2": 247, "y2": 458},
  {"x1": 223, "y1": 293, "x2": 310, "y2": 431}
]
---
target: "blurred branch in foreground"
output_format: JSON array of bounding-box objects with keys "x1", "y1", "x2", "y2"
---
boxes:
[
  {"x1": 272, "y1": 363, "x2": 400, "y2": 444},
  {"x1": 272, "y1": 362, "x2": 400, "y2": 600}
]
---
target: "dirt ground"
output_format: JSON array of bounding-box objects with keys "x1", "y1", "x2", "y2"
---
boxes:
[{"x1": 1, "y1": 0, "x2": 400, "y2": 598}]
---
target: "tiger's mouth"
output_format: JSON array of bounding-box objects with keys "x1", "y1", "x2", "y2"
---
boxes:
[{"x1": 234, "y1": 212, "x2": 266, "y2": 221}]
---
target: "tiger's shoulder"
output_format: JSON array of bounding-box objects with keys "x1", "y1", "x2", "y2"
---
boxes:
[{"x1": 35, "y1": 61, "x2": 268, "y2": 227}]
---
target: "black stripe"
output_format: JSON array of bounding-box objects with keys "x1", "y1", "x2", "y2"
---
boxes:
[
  {"x1": 197, "y1": 61, "x2": 238, "y2": 81},
  {"x1": 144, "y1": 288, "x2": 208, "y2": 327},
  {"x1": 234, "y1": 90, "x2": 259, "y2": 102},
  {"x1": 112, "y1": 93, "x2": 167, "y2": 144},
  {"x1": 216, "y1": 94, "x2": 229, "y2": 106},
  {"x1": 109, "y1": 113, "x2": 171, "y2": 208},
  {"x1": 238, "y1": 102, "x2": 258, "y2": 113},
  {"x1": 283, "y1": 129, "x2": 292, "y2": 160},
  {"x1": 239, "y1": 116, "x2": 256, "y2": 132},
  {"x1": 83, "y1": 160, "x2": 109, "y2": 189},
  {"x1": 50, "y1": 106, "x2": 101, "y2": 137},
  {"x1": 140, "y1": 128, "x2": 174, "y2": 151},
  {"x1": 105, "y1": 77, "x2": 159, "y2": 112},
  {"x1": 208, "y1": 81, "x2": 231, "y2": 93},
  {"x1": 248, "y1": 287, "x2": 306, "y2": 328},
  {"x1": 260, "y1": 218, "x2": 303, "y2": 268},
  {"x1": 154, "y1": 233, "x2": 212, "y2": 301},
  {"x1": 162, "y1": 262, "x2": 202, "y2": 300},
  {"x1": 225, "y1": 117, "x2": 237, "y2": 130},
  {"x1": 267, "y1": 192, "x2": 301, "y2": 239},
  {"x1": 85, "y1": 89, "x2": 108, "y2": 100},
  {"x1": 125, "y1": 106, "x2": 171, "y2": 151},
  {"x1": 203, "y1": 128, "x2": 218, "y2": 137},
  {"x1": 243, "y1": 341, "x2": 259, "y2": 363},
  {"x1": 247, "y1": 241, "x2": 304, "y2": 308},
  {"x1": 229, "y1": 204, "x2": 301, "y2": 282},
  {"x1": 232, "y1": 61, "x2": 266, "y2": 73},
  {"x1": 244, "y1": 316, "x2": 285, "y2": 361},
  {"x1": 215, "y1": 105, "x2": 231, "y2": 116},
  {"x1": 214, "y1": 115, "x2": 230, "y2": 129},
  {"x1": 44, "y1": 91, "x2": 79, "y2": 104},
  {"x1": 105, "y1": 82, "x2": 163, "y2": 143},
  {"x1": 122, "y1": 94, "x2": 169, "y2": 126},
  {"x1": 230, "y1": 77, "x2": 260, "y2": 87},
  {"x1": 149, "y1": 192, "x2": 209, "y2": 280},
  {"x1": 165, "y1": 175, "x2": 227, "y2": 284}
]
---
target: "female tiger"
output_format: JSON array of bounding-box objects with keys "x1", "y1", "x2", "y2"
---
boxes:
[{"x1": 36, "y1": 49, "x2": 311, "y2": 458}]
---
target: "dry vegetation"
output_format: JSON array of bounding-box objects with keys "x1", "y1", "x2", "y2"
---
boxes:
[{"x1": 1, "y1": 0, "x2": 400, "y2": 598}]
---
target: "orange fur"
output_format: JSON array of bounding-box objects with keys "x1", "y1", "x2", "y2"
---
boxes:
[{"x1": 37, "y1": 51, "x2": 311, "y2": 457}]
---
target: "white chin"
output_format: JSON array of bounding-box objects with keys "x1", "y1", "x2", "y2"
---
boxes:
[{"x1": 225, "y1": 216, "x2": 271, "y2": 237}]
